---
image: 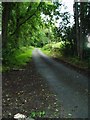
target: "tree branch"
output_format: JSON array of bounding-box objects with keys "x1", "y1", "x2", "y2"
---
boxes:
[{"x1": 11, "y1": 2, "x2": 42, "y2": 36}]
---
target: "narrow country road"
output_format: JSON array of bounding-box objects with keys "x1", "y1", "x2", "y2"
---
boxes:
[{"x1": 32, "y1": 48, "x2": 88, "y2": 118}]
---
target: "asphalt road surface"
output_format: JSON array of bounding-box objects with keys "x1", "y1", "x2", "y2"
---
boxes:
[{"x1": 32, "y1": 48, "x2": 88, "y2": 118}]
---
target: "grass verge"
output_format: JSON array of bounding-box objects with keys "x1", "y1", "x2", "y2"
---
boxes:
[
  {"x1": 2, "y1": 46, "x2": 34, "y2": 72},
  {"x1": 41, "y1": 43, "x2": 89, "y2": 70}
]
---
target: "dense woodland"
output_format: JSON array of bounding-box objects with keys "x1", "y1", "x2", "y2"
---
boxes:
[{"x1": 1, "y1": 1, "x2": 90, "y2": 70}]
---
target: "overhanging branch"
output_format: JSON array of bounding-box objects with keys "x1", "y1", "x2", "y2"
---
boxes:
[{"x1": 11, "y1": 2, "x2": 42, "y2": 36}]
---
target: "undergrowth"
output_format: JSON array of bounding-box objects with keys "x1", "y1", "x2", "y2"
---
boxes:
[
  {"x1": 41, "y1": 42, "x2": 89, "y2": 69},
  {"x1": 2, "y1": 46, "x2": 34, "y2": 72}
]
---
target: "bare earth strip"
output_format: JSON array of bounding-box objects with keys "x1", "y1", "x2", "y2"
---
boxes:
[{"x1": 2, "y1": 58, "x2": 60, "y2": 118}]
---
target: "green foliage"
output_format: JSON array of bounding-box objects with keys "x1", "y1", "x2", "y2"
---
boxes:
[
  {"x1": 3, "y1": 2, "x2": 61, "y2": 69},
  {"x1": 42, "y1": 42, "x2": 89, "y2": 69},
  {"x1": 42, "y1": 42, "x2": 64, "y2": 51},
  {"x1": 30, "y1": 111, "x2": 45, "y2": 118},
  {"x1": 41, "y1": 42, "x2": 64, "y2": 57},
  {"x1": 3, "y1": 46, "x2": 34, "y2": 71},
  {"x1": 14, "y1": 47, "x2": 33, "y2": 66},
  {"x1": 7, "y1": 2, "x2": 58, "y2": 48},
  {"x1": 2, "y1": 1, "x2": 89, "y2": 69}
]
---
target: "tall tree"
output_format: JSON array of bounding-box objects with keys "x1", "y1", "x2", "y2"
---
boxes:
[
  {"x1": 2, "y1": 2, "x2": 11, "y2": 48},
  {"x1": 79, "y1": 1, "x2": 84, "y2": 59},
  {"x1": 73, "y1": 1, "x2": 80, "y2": 57}
]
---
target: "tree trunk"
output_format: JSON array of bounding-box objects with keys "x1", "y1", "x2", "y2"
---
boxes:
[
  {"x1": 15, "y1": 3, "x2": 20, "y2": 48},
  {"x1": 2, "y1": 2, "x2": 11, "y2": 48},
  {"x1": 74, "y1": 1, "x2": 80, "y2": 57},
  {"x1": 79, "y1": 2, "x2": 84, "y2": 60}
]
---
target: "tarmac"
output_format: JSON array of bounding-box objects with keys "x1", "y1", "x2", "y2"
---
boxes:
[{"x1": 33, "y1": 48, "x2": 88, "y2": 118}]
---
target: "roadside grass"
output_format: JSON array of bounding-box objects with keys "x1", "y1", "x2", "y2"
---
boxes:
[
  {"x1": 41, "y1": 42, "x2": 89, "y2": 69},
  {"x1": 2, "y1": 46, "x2": 34, "y2": 72},
  {"x1": 15, "y1": 46, "x2": 34, "y2": 66}
]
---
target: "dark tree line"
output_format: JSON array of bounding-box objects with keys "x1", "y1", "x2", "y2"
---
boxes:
[
  {"x1": 54, "y1": 1, "x2": 90, "y2": 60},
  {"x1": 74, "y1": 1, "x2": 90, "y2": 59}
]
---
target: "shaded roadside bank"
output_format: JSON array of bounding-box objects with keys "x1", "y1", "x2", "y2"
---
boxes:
[{"x1": 53, "y1": 57, "x2": 90, "y2": 78}]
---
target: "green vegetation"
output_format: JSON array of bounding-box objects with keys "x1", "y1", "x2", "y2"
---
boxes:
[
  {"x1": 2, "y1": 46, "x2": 34, "y2": 71},
  {"x1": 14, "y1": 46, "x2": 34, "y2": 66},
  {"x1": 30, "y1": 111, "x2": 45, "y2": 118},
  {"x1": 2, "y1": 1, "x2": 90, "y2": 71},
  {"x1": 41, "y1": 42, "x2": 89, "y2": 69},
  {"x1": 1, "y1": 2, "x2": 90, "y2": 119},
  {"x1": 41, "y1": 42, "x2": 63, "y2": 57}
]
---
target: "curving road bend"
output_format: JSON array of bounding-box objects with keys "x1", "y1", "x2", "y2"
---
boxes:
[{"x1": 32, "y1": 48, "x2": 88, "y2": 118}]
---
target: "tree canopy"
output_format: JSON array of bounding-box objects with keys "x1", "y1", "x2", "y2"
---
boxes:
[{"x1": 2, "y1": 1, "x2": 90, "y2": 68}]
